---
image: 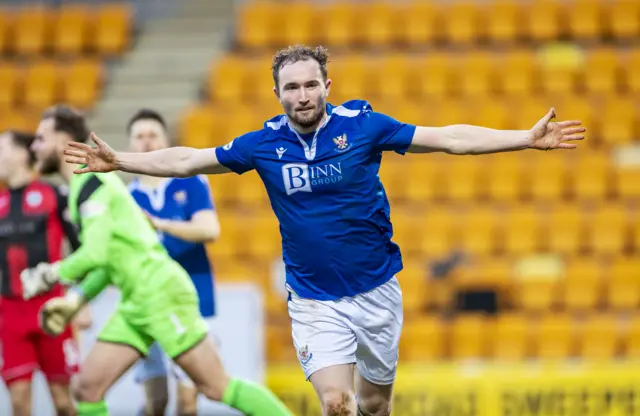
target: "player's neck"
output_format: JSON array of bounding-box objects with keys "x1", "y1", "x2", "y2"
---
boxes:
[
  {"x1": 59, "y1": 160, "x2": 77, "y2": 183},
  {"x1": 290, "y1": 112, "x2": 328, "y2": 135},
  {"x1": 7, "y1": 167, "x2": 34, "y2": 189}
]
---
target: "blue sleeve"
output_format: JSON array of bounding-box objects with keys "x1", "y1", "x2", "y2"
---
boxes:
[
  {"x1": 214, "y1": 130, "x2": 262, "y2": 175},
  {"x1": 184, "y1": 175, "x2": 215, "y2": 218},
  {"x1": 361, "y1": 110, "x2": 417, "y2": 155}
]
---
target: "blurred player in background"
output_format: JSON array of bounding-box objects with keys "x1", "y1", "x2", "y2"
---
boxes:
[
  {"x1": 65, "y1": 45, "x2": 585, "y2": 416},
  {"x1": 0, "y1": 130, "x2": 86, "y2": 416},
  {"x1": 127, "y1": 109, "x2": 221, "y2": 416},
  {"x1": 22, "y1": 104, "x2": 293, "y2": 416}
]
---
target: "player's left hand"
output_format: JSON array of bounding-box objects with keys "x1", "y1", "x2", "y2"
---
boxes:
[
  {"x1": 528, "y1": 108, "x2": 586, "y2": 150},
  {"x1": 39, "y1": 295, "x2": 82, "y2": 336},
  {"x1": 21, "y1": 262, "x2": 61, "y2": 300}
]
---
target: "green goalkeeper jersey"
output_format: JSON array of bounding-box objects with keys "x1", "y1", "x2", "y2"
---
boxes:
[{"x1": 58, "y1": 171, "x2": 197, "y2": 315}]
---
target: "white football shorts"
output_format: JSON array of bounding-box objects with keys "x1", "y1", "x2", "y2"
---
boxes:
[
  {"x1": 288, "y1": 276, "x2": 404, "y2": 385},
  {"x1": 134, "y1": 316, "x2": 220, "y2": 386}
]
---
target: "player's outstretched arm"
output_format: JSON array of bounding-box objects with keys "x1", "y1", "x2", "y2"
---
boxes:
[
  {"x1": 407, "y1": 108, "x2": 585, "y2": 155},
  {"x1": 64, "y1": 132, "x2": 231, "y2": 177}
]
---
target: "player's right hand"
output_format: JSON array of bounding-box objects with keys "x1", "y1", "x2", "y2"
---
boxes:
[
  {"x1": 21, "y1": 262, "x2": 60, "y2": 300},
  {"x1": 39, "y1": 295, "x2": 83, "y2": 336},
  {"x1": 64, "y1": 132, "x2": 117, "y2": 174}
]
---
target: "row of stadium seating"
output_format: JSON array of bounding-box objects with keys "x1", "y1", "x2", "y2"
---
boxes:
[
  {"x1": 208, "y1": 50, "x2": 640, "y2": 102},
  {"x1": 0, "y1": 3, "x2": 132, "y2": 56},
  {"x1": 266, "y1": 313, "x2": 640, "y2": 362},
  {"x1": 0, "y1": 60, "x2": 103, "y2": 111},
  {"x1": 237, "y1": 0, "x2": 640, "y2": 49}
]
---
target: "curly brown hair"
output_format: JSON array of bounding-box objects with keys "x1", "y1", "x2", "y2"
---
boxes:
[
  {"x1": 41, "y1": 104, "x2": 90, "y2": 143},
  {"x1": 271, "y1": 44, "x2": 330, "y2": 89}
]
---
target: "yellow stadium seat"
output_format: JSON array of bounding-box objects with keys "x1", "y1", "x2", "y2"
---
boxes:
[
  {"x1": 455, "y1": 52, "x2": 496, "y2": 97},
  {"x1": 529, "y1": 152, "x2": 568, "y2": 201},
  {"x1": 442, "y1": 2, "x2": 479, "y2": 46},
  {"x1": 625, "y1": 316, "x2": 640, "y2": 358},
  {"x1": 330, "y1": 55, "x2": 368, "y2": 102},
  {"x1": 561, "y1": 257, "x2": 603, "y2": 311},
  {"x1": 444, "y1": 156, "x2": 484, "y2": 202},
  {"x1": 0, "y1": 110, "x2": 38, "y2": 132},
  {"x1": 248, "y1": 214, "x2": 280, "y2": 261},
  {"x1": 323, "y1": 2, "x2": 356, "y2": 47},
  {"x1": 468, "y1": 98, "x2": 509, "y2": 130},
  {"x1": 398, "y1": 260, "x2": 430, "y2": 316},
  {"x1": 524, "y1": 0, "x2": 560, "y2": 42},
  {"x1": 400, "y1": 1, "x2": 437, "y2": 46},
  {"x1": 92, "y1": 3, "x2": 132, "y2": 56},
  {"x1": 510, "y1": 97, "x2": 550, "y2": 131},
  {"x1": 266, "y1": 323, "x2": 294, "y2": 363},
  {"x1": 600, "y1": 97, "x2": 636, "y2": 145},
  {"x1": 626, "y1": 50, "x2": 640, "y2": 94},
  {"x1": 486, "y1": 154, "x2": 525, "y2": 201},
  {"x1": 485, "y1": 0, "x2": 521, "y2": 44},
  {"x1": 418, "y1": 208, "x2": 456, "y2": 259},
  {"x1": 587, "y1": 204, "x2": 628, "y2": 255},
  {"x1": 539, "y1": 59, "x2": 580, "y2": 96},
  {"x1": 53, "y1": 5, "x2": 88, "y2": 55},
  {"x1": 572, "y1": 152, "x2": 611, "y2": 201},
  {"x1": 404, "y1": 158, "x2": 440, "y2": 203},
  {"x1": 517, "y1": 280, "x2": 559, "y2": 312},
  {"x1": 0, "y1": 63, "x2": 19, "y2": 109},
  {"x1": 583, "y1": 48, "x2": 619, "y2": 94},
  {"x1": 546, "y1": 203, "x2": 585, "y2": 255},
  {"x1": 393, "y1": 214, "x2": 421, "y2": 257},
  {"x1": 535, "y1": 314, "x2": 574, "y2": 359},
  {"x1": 615, "y1": 167, "x2": 640, "y2": 200},
  {"x1": 23, "y1": 61, "x2": 59, "y2": 110},
  {"x1": 236, "y1": 0, "x2": 276, "y2": 49},
  {"x1": 62, "y1": 59, "x2": 102, "y2": 110},
  {"x1": 400, "y1": 316, "x2": 445, "y2": 362},
  {"x1": 14, "y1": 6, "x2": 50, "y2": 56},
  {"x1": 208, "y1": 55, "x2": 245, "y2": 104},
  {"x1": 375, "y1": 54, "x2": 410, "y2": 101},
  {"x1": 361, "y1": 1, "x2": 399, "y2": 47},
  {"x1": 567, "y1": 0, "x2": 602, "y2": 40},
  {"x1": 606, "y1": 257, "x2": 640, "y2": 311},
  {"x1": 459, "y1": 206, "x2": 498, "y2": 256},
  {"x1": 503, "y1": 205, "x2": 542, "y2": 256},
  {"x1": 235, "y1": 171, "x2": 267, "y2": 209},
  {"x1": 579, "y1": 314, "x2": 619, "y2": 360},
  {"x1": 491, "y1": 313, "x2": 530, "y2": 360},
  {"x1": 179, "y1": 105, "x2": 219, "y2": 149},
  {"x1": 498, "y1": 50, "x2": 538, "y2": 96},
  {"x1": 281, "y1": 2, "x2": 317, "y2": 46},
  {"x1": 607, "y1": 0, "x2": 640, "y2": 40},
  {"x1": 0, "y1": 12, "x2": 12, "y2": 55},
  {"x1": 416, "y1": 53, "x2": 452, "y2": 98},
  {"x1": 450, "y1": 314, "x2": 488, "y2": 359},
  {"x1": 431, "y1": 98, "x2": 466, "y2": 126},
  {"x1": 456, "y1": 257, "x2": 511, "y2": 291}
]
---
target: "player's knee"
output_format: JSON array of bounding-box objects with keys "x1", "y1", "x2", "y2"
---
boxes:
[
  {"x1": 322, "y1": 389, "x2": 357, "y2": 416},
  {"x1": 177, "y1": 385, "x2": 198, "y2": 415},
  {"x1": 357, "y1": 396, "x2": 392, "y2": 416},
  {"x1": 54, "y1": 404, "x2": 77, "y2": 416},
  {"x1": 72, "y1": 373, "x2": 105, "y2": 403},
  {"x1": 144, "y1": 397, "x2": 168, "y2": 416}
]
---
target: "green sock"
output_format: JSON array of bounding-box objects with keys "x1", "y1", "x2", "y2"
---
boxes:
[
  {"x1": 222, "y1": 378, "x2": 294, "y2": 416},
  {"x1": 77, "y1": 401, "x2": 109, "y2": 416}
]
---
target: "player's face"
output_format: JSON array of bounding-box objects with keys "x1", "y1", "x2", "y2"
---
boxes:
[
  {"x1": 275, "y1": 59, "x2": 330, "y2": 130},
  {"x1": 129, "y1": 119, "x2": 169, "y2": 153},
  {"x1": 32, "y1": 118, "x2": 65, "y2": 175},
  {"x1": 0, "y1": 133, "x2": 29, "y2": 181}
]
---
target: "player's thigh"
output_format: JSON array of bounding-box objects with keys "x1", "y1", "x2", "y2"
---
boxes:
[
  {"x1": 0, "y1": 316, "x2": 37, "y2": 385},
  {"x1": 288, "y1": 291, "x2": 358, "y2": 382},
  {"x1": 35, "y1": 326, "x2": 79, "y2": 385},
  {"x1": 355, "y1": 373, "x2": 394, "y2": 416}
]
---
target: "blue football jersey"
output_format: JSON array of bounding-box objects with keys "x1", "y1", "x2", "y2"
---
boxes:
[
  {"x1": 215, "y1": 100, "x2": 417, "y2": 300},
  {"x1": 128, "y1": 175, "x2": 216, "y2": 317}
]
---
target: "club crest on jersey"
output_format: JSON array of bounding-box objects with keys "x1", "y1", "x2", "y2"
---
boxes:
[
  {"x1": 173, "y1": 190, "x2": 187, "y2": 204},
  {"x1": 26, "y1": 191, "x2": 42, "y2": 207},
  {"x1": 333, "y1": 134, "x2": 350, "y2": 152},
  {"x1": 298, "y1": 345, "x2": 313, "y2": 365}
]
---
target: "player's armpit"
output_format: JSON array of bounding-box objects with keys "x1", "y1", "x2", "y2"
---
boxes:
[{"x1": 407, "y1": 125, "x2": 530, "y2": 155}]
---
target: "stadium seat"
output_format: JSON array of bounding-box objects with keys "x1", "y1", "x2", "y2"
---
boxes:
[
  {"x1": 0, "y1": 12, "x2": 12, "y2": 55},
  {"x1": 485, "y1": 0, "x2": 521, "y2": 44},
  {"x1": 330, "y1": 55, "x2": 368, "y2": 102},
  {"x1": 517, "y1": 279, "x2": 559, "y2": 312},
  {"x1": 0, "y1": 63, "x2": 19, "y2": 108},
  {"x1": 235, "y1": 171, "x2": 268, "y2": 209},
  {"x1": 626, "y1": 50, "x2": 640, "y2": 94},
  {"x1": 572, "y1": 152, "x2": 612, "y2": 201},
  {"x1": 400, "y1": 1, "x2": 437, "y2": 46},
  {"x1": 398, "y1": 260, "x2": 430, "y2": 316},
  {"x1": 418, "y1": 208, "x2": 456, "y2": 258},
  {"x1": 248, "y1": 214, "x2": 280, "y2": 260},
  {"x1": 92, "y1": 3, "x2": 132, "y2": 56},
  {"x1": 323, "y1": 2, "x2": 356, "y2": 47},
  {"x1": 361, "y1": 1, "x2": 399, "y2": 47},
  {"x1": 615, "y1": 167, "x2": 640, "y2": 200},
  {"x1": 53, "y1": 5, "x2": 88, "y2": 56},
  {"x1": 503, "y1": 205, "x2": 542, "y2": 255},
  {"x1": 538, "y1": 56, "x2": 580, "y2": 96},
  {"x1": 606, "y1": 257, "x2": 640, "y2": 310},
  {"x1": 62, "y1": 59, "x2": 102, "y2": 110},
  {"x1": 486, "y1": 154, "x2": 525, "y2": 201},
  {"x1": 567, "y1": 0, "x2": 602, "y2": 40},
  {"x1": 375, "y1": 54, "x2": 411, "y2": 101},
  {"x1": 208, "y1": 55, "x2": 245, "y2": 104},
  {"x1": 23, "y1": 61, "x2": 59, "y2": 110},
  {"x1": 607, "y1": 0, "x2": 640, "y2": 40},
  {"x1": 600, "y1": 97, "x2": 636, "y2": 145},
  {"x1": 498, "y1": 50, "x2": 538, "y2": 96},
  {"x1": 458, "y1": 205, "x2": 498, "y2": 256},
  {"x1": 444, "y1": 156, "x2": 484, "y2": 202},
  {"x1": 523, "y1": 0, "x2": 560, "y2": 42},
  {"x1": 179, "y1": 105, "x2": 219, "y2": 149},
  {"x1": 468, "y1": 98, "x2": 510, "y2": 130},
  {"x1": 416, "y1": 53, "x2": 453, "y2": 98},
  {"x1": 266, "y1": 323, "x2": 294, "y2": 362},
  {"x1": 561, "y1": 257, "x2": 603, "y2": 311},
  {"x1": 456, "y1": 257, "x2": 511, "y2": 291},
  {"x1": 404, "y1": 158, "x2": 440, "y2": 203},
  {"x1": 400, "y1": 316, "x2": 445, "y2": 362},
  {"x1": 578, "y1": 314, "x2": 619, "y2": 360},
  {"x1": 441, "y1": 2, "x2": 479, "y2": 46},
  {"x1": 547, "y1": 203, "x2": 585, "y2": 255},
  {"x1": 236, "y1": 0, "x2": 275, "y2": 49},
  {"x1": 535, "y1": 314, "x2": 574, "y2": 359},
  {"x1": 0, "y1": 110, "x2": 38, "y2": 133},
  {"x1": 587, "y1": 203, "x2": 628, "y2": 255},
  {"x1": 13, "y1": 6, "x2": 50, "y2": 56},
  {"x1": 272, "y1": 1, "x2": 313, "y2": 47},
  {"x1": 510, "y1": 97, "x2": 550, "y2": 131},
  {"x1": 528, "y1": 152, "x2": 568, "y2": 201},
  {"x1": 583, "y1": 48, "x2": 619, "y2": 95},
  {"x1": 491, "y1": 313, "x2": 530, "y2": 360},
  {"x1": 624, "y1": 315, "x2": 640, "y2": 358},
  {"x1": 455, "y1": 52, "x2": 496, "y2": 97},
  {"x1": 450, "y1": 314, "x2": 488, "y2": 360}
]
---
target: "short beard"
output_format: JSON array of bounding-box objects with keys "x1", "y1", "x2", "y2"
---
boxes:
[
  {"x1": 37, "y1": 154, "x2": 60, "y2": 175},
  {"x1": 285, "y1": 97, "x2": 326, "y2": 130}
]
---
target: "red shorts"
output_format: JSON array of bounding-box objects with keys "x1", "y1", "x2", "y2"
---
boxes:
[{"x1": 0, "y1": 289, "x2": 80, "y2": 386}]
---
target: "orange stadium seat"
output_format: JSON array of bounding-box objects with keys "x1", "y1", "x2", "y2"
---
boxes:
[
  {"x1": 578, "y1": 314, "x2": 620, "y2": 360},
  {"x1": 209, "y1": 55, "x2": 245, "y2": 104},
  {"x1": 0, "y1": 63, "x2": 19, "y2": 109},
  {"x1": 600, "y1": 97, "x2": 637, "y2": 145},
  {"x1": 498, "y1": 50, "x2": 538, "y2": 96},
  {"x1": 459, "y1": 206, "x2": 498, "y2": 256},
  {"x1": 400, "y1": 316, "x2": 445, "y2": 362},
  {"x1": 583, "y1": 48, "x2": 620, "y2": 94},
  {"x1": 607, "y1": 0, "x2": 640, "y2": 40},
  {"x1": 535, "y1": 314, "x2": 574, "y2": 359},
  {"x1": 0, "y1": 12, "x2": 12, "y2": 55},
  {"x1": 0, "y1": 110, "x2": 38, "y2": 132},
  {"x1": 491, "y1": 313, "x2": 530, "y2": 360},
  {"x1": 441, "y1": 2, "x2": 479, "y2": 46},
  {"x1": 455, "y1": 52, "x2": 496, "y2": 97},
  {"x1": 13, "y1": 6, "x2": 51, "y2": 56},
  {"x1": 180, "y1": 105, "x2": 219, "y2": 149},
  {"x1": 62, "y1": 59, "x2": 103, "y2": 110},
  {"x1": 567, "y1": 0, "x2": 602, "y2": 40},
  {"x1": 606, "y1": 257, "x2": 640, "y2": 310},
  {"x1": 561, "y1": 257, "x2": 603, "y2": 311},
  {"x1": 53, "y1": 5, "x2": 88, "y2": 56},
  {"x1": 625, "y1": 315, "x2": 640, "y2": 358},
  {"x1": 626, "y1": 50, "x2": 640, "y2": 94},
  {"x1": 450, "y1": 314, "x2": 488, "y2": 360},
  {"x1": 503, "y1": 205, "x2": 543, "y2": 255},
  {"x1": 400, "y1": 1, "x2": 438, "y2": 46},
  {"x1": 92, "y1": 3, "x2": 132, "y2": 56},
  {"x1": 524, "y1": 0, "x2": 561, "y2": 42},
  {"x1": 23, "y1": 61, "x2": 59, "y2": 110},
  {"x1": 587, "y1": 203, "x2": 628, "y2": 255},
  {"x1": 546, "y1": 203, "x2": 586, "y2": 255},
  {"x1": 615, "y1": 166, "x2": 640, "y2": 200},
  {"x1": 572, "y1": 152, "x2": 612, "y2": 201},
  {"x1": 485, "y1": 0, "x2": 521, "y2": 44}
]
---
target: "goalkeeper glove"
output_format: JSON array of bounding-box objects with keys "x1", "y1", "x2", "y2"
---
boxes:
[
  {"x1": 21, "y1": 262, "x2": 61, "y2": 300},
  {"x1": 39, "y1": 288, "x2": 86, "y2": 336}
]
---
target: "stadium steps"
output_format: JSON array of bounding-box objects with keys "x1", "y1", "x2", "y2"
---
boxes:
[{"x1": 87, "y1": 0, "x2": 234, "y2": 150}]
